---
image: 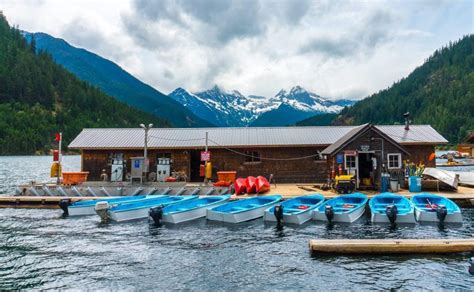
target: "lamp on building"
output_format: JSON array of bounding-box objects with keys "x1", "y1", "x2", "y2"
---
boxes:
[{"x1": 140, "y1": 123, "x2": 153, "y2": 181}]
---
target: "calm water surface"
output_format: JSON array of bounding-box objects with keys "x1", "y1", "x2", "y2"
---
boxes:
[{"x1": 0, "y1": 156, "x2": 473, "y2": 290}]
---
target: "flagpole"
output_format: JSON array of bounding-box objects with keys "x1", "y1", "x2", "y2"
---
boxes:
[{"x1": 58, "y1": 132, "x2": 62, "y2": 184}]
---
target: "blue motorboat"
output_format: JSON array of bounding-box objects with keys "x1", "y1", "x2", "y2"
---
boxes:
[
  {"x1": 151, "y1": 195, "x2": 232, "y2": 224},
  {"x1": 369, "y1": 193, "x2": 415, "y2": 224},
  {"x1": 95, "y1": 195, "x2": 198, "y2": 222},
  {"x1": 61, "y1": 195, "x2": 149, "y2": 216},
  {"x1": 264, "y1": 194, "x2": 325, "y2": 224},
  {"x1": 411, "y1": 193, "x2": 462, "y2": 223},
  {"x1": 207, "y1": 195, "x2": 282, "y2": 223},
  {"x1": 313, "y1": 193, "x2": 368, "y2": 223}
]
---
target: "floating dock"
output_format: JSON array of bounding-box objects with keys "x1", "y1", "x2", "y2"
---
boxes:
[
  {"x1": 1, "y1": 183, "x2": 474, "y2": 208},
  {"x1": 309, "y1": 239, "x2": 474, "y2": 254}
]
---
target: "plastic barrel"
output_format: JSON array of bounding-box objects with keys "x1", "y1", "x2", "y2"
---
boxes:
[
  {"x1": 390, "y1": 179, "x2": 399, "y2": 192},
  {"x1": 408, "y1": 176, "x2": 422, "y2": 192}
]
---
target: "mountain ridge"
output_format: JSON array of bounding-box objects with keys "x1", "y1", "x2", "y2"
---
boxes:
[
  {"x1": 24, "y1": 32, "x2": 212, "y2": 128},
  {"x1": 169, "y1": 85, "x2": 355, "y2": 127},
  {"x1": 299, "y1": 35, "x2": 474, "y2": 143}
]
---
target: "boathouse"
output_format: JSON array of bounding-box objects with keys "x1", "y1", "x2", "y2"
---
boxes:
[{"x1": 68, "y1": 124, "x2": 447, "y2": 186}]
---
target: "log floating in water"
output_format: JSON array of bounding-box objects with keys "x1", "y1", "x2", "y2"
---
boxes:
[{"x1": 309, "y1": 239, "x2": 474, "y2": 254}]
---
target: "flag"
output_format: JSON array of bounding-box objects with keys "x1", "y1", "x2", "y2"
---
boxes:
[{"x1": 55, "y1": 133, "x2": 61, "y2": 142}]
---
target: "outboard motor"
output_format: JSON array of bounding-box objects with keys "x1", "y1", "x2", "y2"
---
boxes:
[
  {"x1": 149, "y1": 205, "x2": 164, "y2": 225},
  {"x1": 58, "y1": 199, "x2": 71, "y2": 217},
  {"x1": 325, "y1": 205, "x2": 334, "y2": 223},
  {"x1": 436, "y1": 205, "x2": 447, "y2": 224},
  {"x1": 95, "y1": 201, "x2": 111, "y2": 223},
  {"x1": 469, "y1": 257, "x2": 474, "y2": 275},
  {"x1": 385, "y1": 205, "x2": 398, "y2": 224},
  {"x1": 273, "y1": 205, "x2": 284, "y2": 225}
]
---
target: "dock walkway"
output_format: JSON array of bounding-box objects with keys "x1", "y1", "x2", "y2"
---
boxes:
[
  {"x1": 1, "y1": 183, "x2": 473, "y2": 208},
  {"x1": 309, "y1": 239, "x2": 474, "y2": 254}
]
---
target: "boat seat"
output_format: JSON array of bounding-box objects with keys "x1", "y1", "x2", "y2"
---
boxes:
[
  {"x1": 283, "y1": 207, "x2": 303, "y2": 213},
  {"x1": 230, "y1": 207, "x2": 246, "y2": 212}
]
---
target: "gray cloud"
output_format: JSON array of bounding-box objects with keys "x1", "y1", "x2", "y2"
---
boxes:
[
  {"x1": 299, "y1": 8, "x2": 395, "y2": 58},
  {"x1": 62, "y1": 19, "x2": 105, "y2": 51}
]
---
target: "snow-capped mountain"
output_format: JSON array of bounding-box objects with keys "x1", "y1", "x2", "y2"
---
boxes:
[{"x1": 169, "y1": 85, "x2": 354, "y2": 127}]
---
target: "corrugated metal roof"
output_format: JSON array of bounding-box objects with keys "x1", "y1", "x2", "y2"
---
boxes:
[
  {"x1": 375, "y1": 125, "x2": 448, "y2": 144},
  {"x1": 321, "y1": 124, "x2": 368, "y2": 155},
  {"x1": 68, "y1": 125, "x2": 448, "y2": 150}
]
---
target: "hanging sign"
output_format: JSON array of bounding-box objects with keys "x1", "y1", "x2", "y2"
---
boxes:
[
  {"x1": 336, "y1": 154, "x2": 344, "y2": 164},
  {"x1": 360, "y1": 145, "x2": 370, "y2": 152},
  {"x1": 201, "y1": 151, "x2": 211, "y2": 161},
  {"x1": 344, "y1": 150, "x2": 357, "y2": 156}
]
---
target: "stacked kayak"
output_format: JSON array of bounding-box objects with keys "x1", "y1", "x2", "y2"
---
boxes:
[
  {"x1": 264, "y1": 194, "x2": 325, "y2": 224},
  {"x1": 150, "y1": 195, "x2": 231, "y2": 224},
  {"x1": 60, "y1": 195, "x2": 148, "y2": 216},
  {"x1": 95, "y1": 195, "x2": 198, "y2": 222},
  {"x1": 234, "y1": 178, "x2": 247, "y2": 195},
  {"x1": 313, "y1": 193, "x2": 368, "y2": 223},
  {"x1": 235, "y1": 176, "x2": 271, "y2": 195},
  {"x1": 207, "y1": 195, "x2": 282, "y2": 223},
  {"x1": 245, "y1": 176, "x2": 257, "y2": 193},
  {"x1": 411, "y1": 193, "x2": 462, "y2": 223},
  {"x1": 369, "y1": 193, "x2": 415, "y2": 224},
  {"x1": 255, "y1": 176, "x2": 270, "y2": 193}
]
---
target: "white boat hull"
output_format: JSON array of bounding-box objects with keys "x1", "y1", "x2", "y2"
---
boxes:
[
  {"x1": 371, "y1": 212, "x2": 416, "y2": 224},
  {"x1": 207, "y1": 202, "x2": 279, "y2": 223},
  {"x1": 423, "y1": 168, "x2": 459, "y2": 189},
  {"x1": 108, "y1": 207, "x2": 151, "y2": 222},
  {"x1": 162, "y1": 201, "x2": 229, "y2": 224},
  {"x1": 69, "y1": 205, "x2": 96, "y2": 216},
  {"x1": 263, "y1": 210, "x2": 313, "y2": 225},
  {"x1": 313, "y1": 206, "x2": 366, "y2": 223},
  {"x1": 414, "y1": 208, "x2": 463, "y2": 223}
]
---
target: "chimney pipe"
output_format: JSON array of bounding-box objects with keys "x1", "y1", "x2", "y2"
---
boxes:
[{"x1": 403, "y1": 112, "x2": 410, "y2": 131}]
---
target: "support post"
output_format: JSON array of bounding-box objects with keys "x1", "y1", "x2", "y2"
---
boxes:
[{"x1": 204, "y1": 131, "x2": 209, "y2": 185}]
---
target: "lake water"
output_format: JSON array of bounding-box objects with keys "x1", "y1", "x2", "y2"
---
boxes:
[{"x1": 0, "y1": 156, "x2": 473, "y2": 289}]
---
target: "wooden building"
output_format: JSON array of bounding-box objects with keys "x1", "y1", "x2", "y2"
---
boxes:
[
  {"x1": 457, "y1": 131, "x2": 474, "y2": 157},
  {"x1": 68, "y1": 124, "x2": 447, "y2": 186}
]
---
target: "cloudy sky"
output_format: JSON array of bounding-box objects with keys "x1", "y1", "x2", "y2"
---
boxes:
[{"x1": 1, "y1": 0, "x2": 472, "y2": 99}]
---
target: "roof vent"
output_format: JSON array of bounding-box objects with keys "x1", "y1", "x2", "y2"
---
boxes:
[{"x1": 403, "y1": 112, "x2": 410, "y2": 131}]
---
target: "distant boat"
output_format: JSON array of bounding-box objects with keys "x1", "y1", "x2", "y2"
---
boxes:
[
  {"x1": 369, "y1": 193, "x2": 415, "y2": 224},
  {"x1": 151, "y1": 195, "x2": 231, "y2": 224},
  {"x1": 411, "y1": 193, "x2": 462, "y2": 223},
  {"x1": 207, "y1": 195, "x2": 282, "y2": 223},
  {"x1": 256, "y1": 176, "x2": 270, "y2": 193},
  {"x1": 245, "y1": 176, "x2": 257, "y2": 193},
  {"x1": 423, "y1": 168, "x2": 459, "y2": 190},
  {"x1": 95, "y1": 195, "x2": 198, "y2": 222},
  {"x1": 313, "y1": 193, "x2": 368, "y2": 223},
  {"x1": 63, "y1": 195, "x2": 148, "y2": 216},
  {"x1": 264, "y1": 194, "x2": 325, "y2": 224},
  {"x1": 234, "y1": 178, "x2": 247, "y2": 194}
]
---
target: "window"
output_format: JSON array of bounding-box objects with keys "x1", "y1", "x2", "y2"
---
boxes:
[
  {"x1": 244, "y1": 151, "x2": 261, "y2": 163},
  {"x1": 387, "y1": 153, "x2": 402, "y2": 169},
  {"x1": 344, "y1": 154, "x2": 356, "y2": 169}
]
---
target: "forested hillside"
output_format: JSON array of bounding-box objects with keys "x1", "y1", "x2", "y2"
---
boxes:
[
  {"x1": 0, "y1": 13, "x2": 169, "y2": 154},
  {"x1": 25, "y1": 32, "x2": 212, "y2": 128},
  {"x1": 336, "y1": 35, "x2": 474, "y2": 143}
]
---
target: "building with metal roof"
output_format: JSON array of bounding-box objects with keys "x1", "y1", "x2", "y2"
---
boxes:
[
  {"x1": 69, "y1": 124, "x2": 447, "y2": 185},
  {"x1": 69, "y1": 125, "x2": 447, "y2": 150}
]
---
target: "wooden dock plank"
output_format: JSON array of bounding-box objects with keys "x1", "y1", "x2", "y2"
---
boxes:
[{"x1": 309, "y1": 239, "x2": 474, "y2": 254}]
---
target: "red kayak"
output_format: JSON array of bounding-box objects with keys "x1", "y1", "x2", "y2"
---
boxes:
[
  {"x1": 213, "y1": 180, "x2": 231, "y2": 187},
  {"x1": 234, "y1": 178, "x2": 247, "y2": 195},
  {"x1": 256, "y1": 176, "x2": 270, "y2": 193},
  {"x1": 245, "y1": 176, "x2": 257, "y2": 193}
]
